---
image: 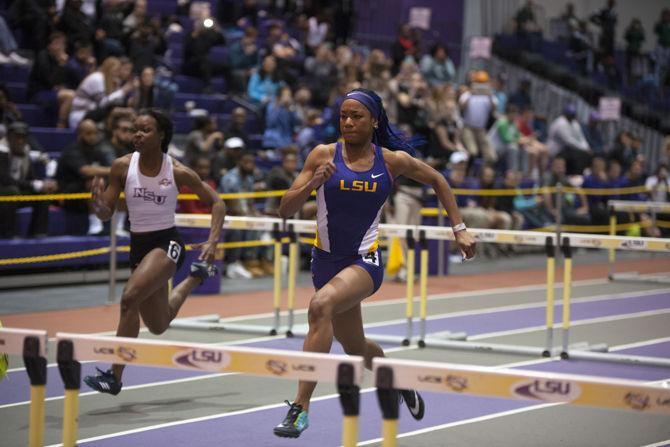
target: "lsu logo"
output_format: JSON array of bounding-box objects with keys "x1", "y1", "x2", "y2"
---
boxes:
[
  {"x1": 511, "y1": 379, "x2": 581, "y2": 403},
  {"x1": 339, "y1": 180, "x2": 377, "y2": 192},
  {"x1": 173, "y1": 349, "x2": 230, "y2": 371}
]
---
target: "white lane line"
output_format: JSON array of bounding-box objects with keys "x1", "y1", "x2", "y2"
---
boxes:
[
  {"x1": 40, "y1": 338, "x2": 670, "y2": 446},
  {"x1": 43, "y1": 388, "x2": 378, "y2": 447},
  {"x1": 468, "y1": 309, "x2": 670, "y2": 341},
  {"x1": 640, "y1": 439, "x2": 670, "y2": 447}
]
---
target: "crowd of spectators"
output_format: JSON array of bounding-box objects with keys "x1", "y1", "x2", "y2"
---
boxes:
[{"x1": 0, "y1": 0, "x2": 669, "y2": 278}]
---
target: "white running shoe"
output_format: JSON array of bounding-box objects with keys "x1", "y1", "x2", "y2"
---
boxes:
[
  {"x1": 0, "y1": 53, "x2": 11, "y2": 65},
  {"x1": 226, "y1": 261, "x2": 253, "y2": 279}
]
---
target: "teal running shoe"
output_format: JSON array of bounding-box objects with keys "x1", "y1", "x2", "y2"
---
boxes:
[
  {"x1": 83, "y1": 367, "x2": 122, "y2": 395},
  {"x1": 273, "y1": 400, "x2": 309, "y2": 438}
]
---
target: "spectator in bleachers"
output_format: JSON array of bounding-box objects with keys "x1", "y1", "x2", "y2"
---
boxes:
[
  {"x1": 128, "y1": 66, "x2": 176, "y2": 112},
  {"x1": 0, "y1": 16, "x2": 30, "y2": 66},
  {"x1": 333, "y1": 0, "x2": 355, "y2": 45},
  {"x1": 508, "y1": 78, "x2": 533, "y2": 110},
  {"x1": 67, "y1": 40, "x2": 97, "y2": 87},
  {"x1": 445, "y1": 152, "x2": 494, "y2": 231},
  {"x1": 0, "y1": 122, "x2": 57, "y2": 238},
  {"x1": 459, "y1": 70, "x2": 497, "y2": 169},
  {"x1": 295, "y1": 109, "x2": 322, "y2": 161},
  {"x1": 542, "y1": 156, "x2": 590, "y2": 226},
  {"x1": 492, "y1": 170, "x2": 525, "y2": 231},
  {"x1": 500, "y1": 169, "x2": 553, "y2": 229},
  {"x1": 335, "y1": 45, "x2": 362, "y2": 86},
  {"x1": 292, "y1": 86, "x2": 312, "y2": 124},
  {"x1": 568, "y1": 20, "x2": 595, "y2": 76},
  {"x1": 182, "y1": 16, "x2": 226, "y2": 93},
  {"x1": 7, "y1": 0, "x2": 57, "y2": 53},
  {"x1": 96, "y1": 0, "x2": 129, "y2": 58},
  {"x1": 305, "y1": 12, "x2": 330, "y2": 55},
  {"x1": 646, "y1": 163, "x2": 670, "y2": 202},
  {"x1": 178, "y1": 155, "x2": 218, "y2": 214},
  {"x1": 184, "y1": 115, "x2": 225, "y2": 169},
  {"x1": 490, "y1": 104, "x2": 526, "y2": 174},
  {"x1": 362, "y1": 49, "x2": 392, "y2": 98},
  {"x1": 122, "y1": 0, "x2": 147, "y2": 36},
  {"x1": 215, "y1": 136, "x2": 246, "y2": 180},
  {"x1": 247, "y1": 55, "x2": 284, "y2": 104},
  {"x1": 58, "y1": 0, "x2": 96, "y2": 55},
  {"x1": 609, "y1": 130, "x2": 645, "y2": 172},
  {"x1": 223, "y1": 107, "x2": 251, "y2": 147},
  {"x1": 491, "y1": 73, "x2": 508, "y2": 115},
  {"x1": 262, "y1": 86, "x2": 299, "y2": 152},
  {"x1": 419, "y1": 42, "x2": 456, "y2": 88},
  {"x1": 581, "y1": 111, "x2": 605, "y2": 155},
  {"x1": 55, "y1": 118, "x2": 110, "y2": 234},
  {"x1": 659, "y1": 136, "x2": 670, "y2": 166},
  {"x1": 389, "y1": 61, "x2": 430, "y2": 136},
  {"x1": 653, "y1": 9, "x2": 670, "y2": 87},
  {"x1": 478, "y1": 165, "x2": 513, "y2": 231},
  {"x1": 128, "y1": 19, "x2": 167, "y2": 74},
  {"x1": 590, "y1": 0, "x2": 617, "y2": 60},
  {"x1": 228, "y1": 26, "x2": 260, "y2": 93},
  {"x1": 0, "y1": 85, "x2": 22, "y2": 136},
  {"x1": 426, "y1": 88, "x2": 465, "y2": 162},
  {"x1": 582, "y1": 156, "x2": 610, "y2": 225},
  {"x1": 304, "y1": 44, "x2": 338, "y2": 107},
  {"x1": 390, "y1": 24, "x2": 420, "y2": 75},
  {"x1": 28, "y1": 32, "x2": 77, "y2": 128},
  {"x1": 265, "y1": 150, "x2": 302, "y2": 217},
  {"x1": 621, "y1": 159, "x2": 647, "y2": 201},
  {"x1": 98, "y1": 114, "x2": 133, "y2": 166},
  {"x1": 515, "y1": 107, "x2": 549, "y2": 181},
  {"x1": 514, "y1": 0, "x2": 541, "y2": 39},
  {"x1": 69, "y1": 56, "x2": 136, "y2": 128},
  {"x1": 220, "y1": 150, "x2": 269, "y2": 278},
  {"x1": 624, "y1": 19, "x2": 646, "y2": 85},
  {"x1": 263, "y1": 22, "x2": 303, "y2": 87},
  {"x1": 547, "y1": 104, "x2": 591, "y2": 175}
]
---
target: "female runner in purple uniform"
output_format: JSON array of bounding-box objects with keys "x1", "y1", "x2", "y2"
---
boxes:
[{"x1": 273, "y1": 89, "x2": 476, "y2": 438}]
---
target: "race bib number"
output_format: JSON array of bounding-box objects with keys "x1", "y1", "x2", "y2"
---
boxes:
[
  {"x1": 362, "y1": 251, "x2": 380, "y2": 266},
  {"x1": 167, "y1": 240, "x2": 182, "y2": 264}
]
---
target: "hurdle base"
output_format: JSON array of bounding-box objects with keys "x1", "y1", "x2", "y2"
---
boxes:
[
  {"x1": 287, "y1": 328, "x2": 416, "y2": 346},
  {"x1": 419, "y1": 338, "x2": 551, "y2": 357},
  {"x1": 609, "y1": 272, "x2": 670, "y2": 284},
  {"x1": 566, "y1": 350, "x2": 670, "y2": 368},
  {"x1": 560, "y1": 342, "x2": 610, "y2": 359},
  {"x1": 170, "y1": 315, "x2": 280, "y2": 336}
]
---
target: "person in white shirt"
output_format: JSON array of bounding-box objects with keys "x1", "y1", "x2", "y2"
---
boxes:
[
  {"x1": 459, "y1": 71, "x2": 497, "y2": 167},
  {"x1": 69, "y1": 56, "x2": 135, "y2": 128},
  {"x1": 547, "y1": 104, "x2": 591, "y2": 175}
]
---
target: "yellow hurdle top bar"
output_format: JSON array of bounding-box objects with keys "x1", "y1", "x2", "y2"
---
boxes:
[
  {"x1": 608, "y1": 200, "x2": 670, "y2": 214},
  {"x1": 373, "y1": 357, "x2": 670, "y2": 415},
  {"x1": 56, "y1": 333, "x2": 364, "y2": 384},
  {"x1": 0, "y1": 328, "x2": 48, "y2": 357},
  {"x1": 174, "y1": 215, "x2": 670, "y2": 252}
]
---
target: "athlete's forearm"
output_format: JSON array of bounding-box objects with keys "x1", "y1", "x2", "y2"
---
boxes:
[
  {"x1": 207, "y1": 201, "x2": 226, "y2": 242},
  {"x1": 433, "y1": 176, "x2": 464, "y2": 227},
  {"x1": 278, "y1": 184, "x2": 314, "y2": 219}
]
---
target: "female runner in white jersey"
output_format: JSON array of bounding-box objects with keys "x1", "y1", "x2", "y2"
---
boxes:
[
  {"x1": 273, "y1": 89, "x2": 476, "y2": 438},
  {"x1": 84, "y1": 109, "x2": 226, "y2": 395}
]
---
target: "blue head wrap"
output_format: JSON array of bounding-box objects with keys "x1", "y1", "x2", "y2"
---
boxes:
[{"x1": 343, "y1": 88, "x2": 416, "y2": 154}]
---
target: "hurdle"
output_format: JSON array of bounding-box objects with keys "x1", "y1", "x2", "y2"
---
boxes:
[
  {"x1": 54, "y1": 332, "x2": 365, "y2": 447},
  {"x1": 557, "y1": 233, "x2": 670, "y2": 367},
  {"x1": 0, "y1": 327, "x2": 48, "y2": 447},
  {"x1": 283, "y1": 219, "x2": 422, "y2": 345},
  {"x1": 170, "y1": 215, "x2": 287, "y2": 336},
  {"x1": 373, "y1": 356, "x2": 670, "y2": 446},
  {"x1": 417, "y1": 228, "x2": 565, "y2": 356},
  {"x1": 608, "y1": 200, "x2": 670, "y2": 284}
]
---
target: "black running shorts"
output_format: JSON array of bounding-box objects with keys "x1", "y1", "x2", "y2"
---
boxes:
[{"x1": 129, "y1": 226, "x2": 186, "y2": 270}]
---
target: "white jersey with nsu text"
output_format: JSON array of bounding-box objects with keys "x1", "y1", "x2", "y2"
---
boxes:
[{"x1": 124, "y1": 151, "x2": 179, "y2": 232}]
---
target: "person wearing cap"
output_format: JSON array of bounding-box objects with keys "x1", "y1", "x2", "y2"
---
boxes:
[
  {"x1": 0, "y1": 122, "x2": 57, "y2": 238},
  {"x1": 273, "y1": 88, "x2": 475, "y2": 438},
  {"x1": 459, "y1": 70, "x2": 497, "y2": 169},
  {"x1": 547, "y1": 104, "x2": 591, "y2": 175},
  {"x1": 581, "y1": 111, "x2": 605, "y2": 155},
  {"x1": 184, "y1": 115, "x2": 225, "y2": 170}
]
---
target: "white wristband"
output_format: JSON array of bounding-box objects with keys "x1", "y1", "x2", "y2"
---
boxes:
[{"x1": 452, "y1": 223, "x2": 466, "y2": 233}]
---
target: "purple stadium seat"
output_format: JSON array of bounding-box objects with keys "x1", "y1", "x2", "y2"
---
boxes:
[
  {"x1": 6, "y1": 82, "x2": 27, "y2": 102},
  {"x1": 208, "y1": 45, "x2": 229, "y2": 64},
  {"x1": 146, "y1": 0, "x2": 176, "y2": 17},
  {"x1": 17, "y1": 104, "x2": 54, "y2": 127},
  {"x1": 175, "y1": 75, "x2": 206, "y2": 93},
  {"x1": 30, "y1": 127, "x2": 77, "y2": 152},
  {"x1": 0, "y1": 65, "x2": 30, "y2": 83},
  {"x1": 174, "y1": 93, "x2": 226, "y2": 113}
]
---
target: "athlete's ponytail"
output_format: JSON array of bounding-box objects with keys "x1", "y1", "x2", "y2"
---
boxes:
[{"x1": 344, "y1": 88, "x2": 416, "y2": 154}]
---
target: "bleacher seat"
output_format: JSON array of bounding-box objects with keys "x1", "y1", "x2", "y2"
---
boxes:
[
  {"x1": 174, "y1": 93, "x2": 227, "y2": 113},
  {"x1": 30, "y1": 127, "x2": 76, "y2": 152},
  {"x1": 6, "y1": 82, "x2": 27, "y2": 102},
  {"x1": 0, "y1": 65, "x2": 30, "y2": 83},
  {"x1": 17, "y1": 104, "x2": 54, "y2": 127}
]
